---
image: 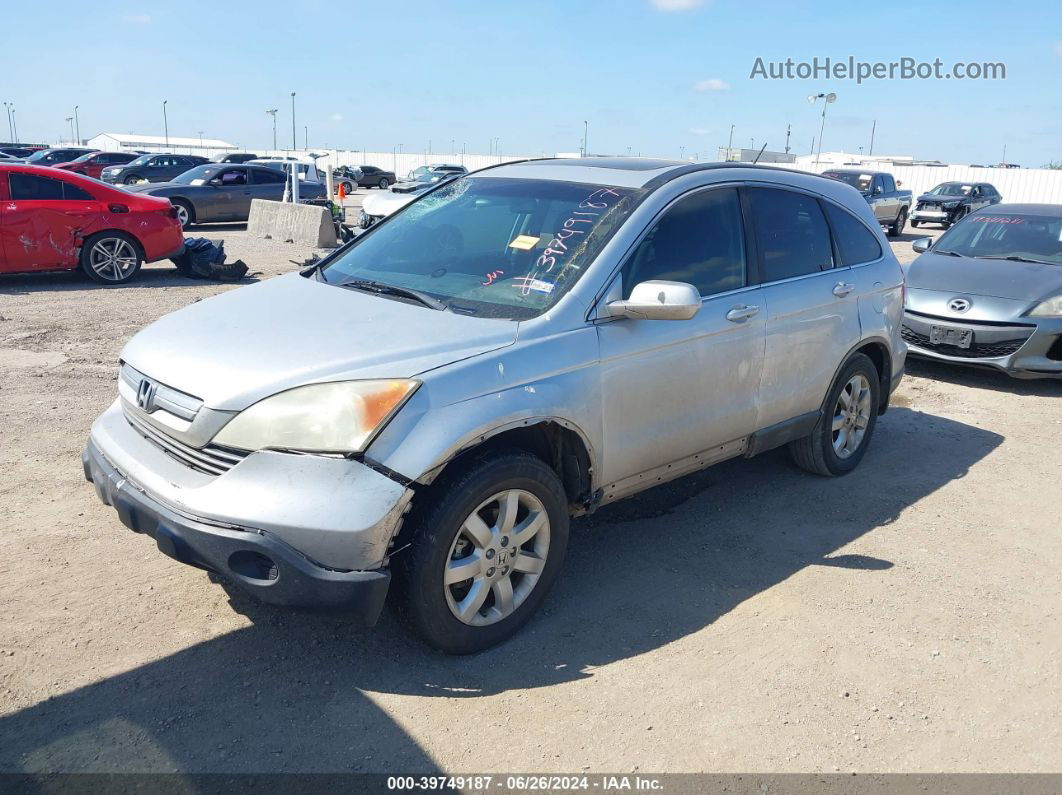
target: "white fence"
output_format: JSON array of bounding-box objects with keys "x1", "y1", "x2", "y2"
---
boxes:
[
  {"x1": 796, "y1": 162, "x2": 1062, "y2": 204},
  {"x1": 256, "y1": 149, "x2": 531, "y2": 179}
]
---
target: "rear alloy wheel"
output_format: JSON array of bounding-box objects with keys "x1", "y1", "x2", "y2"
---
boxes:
[
  {"x1": 123, "y1": 174, "x2": 143, "y2": 185},
  {"x1": 392, "y1": 451, "x2": 569, "y2": 654},
  {"x1": 888, "y1": 208, "x2": 906, "y2": 237},
  {"x1": 789, "y1": 352, "x2": 880, "y2": 476},
  {"x1": 171, "y1": 199, "x2": 193, "y2": 230},
  {"x1": 378, "y1": 177, "x2": 390, "y2": 189},
  {"x1": 80, "y1": 232, "x2": 143, "y2": 285},
  {"x1": 342, "y1": 180, "x2": 354, "y2": 195}
]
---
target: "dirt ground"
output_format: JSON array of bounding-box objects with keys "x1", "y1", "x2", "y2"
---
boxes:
[{"x1": 1, "y1": 206, "x2": 1060, "y2": 775}]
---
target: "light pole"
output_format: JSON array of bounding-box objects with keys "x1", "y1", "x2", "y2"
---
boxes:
[
  {"x1": 728, "y1": 124, "x2": 735, "y2": 159},
  {"x1": 162, "y1": 100, "x2": 169, "y2": 148},
  {"x1": 304, "y1": 125, "x2": 308, "y2": 149},
  {"x1": 807, "y1": 92, "x2": 837, "y2": 167},
  {"x1": 65, "y1": 116, "x2": 74, "y2": 144},
  {"x1": 74, "y1": 105, "x2": 80, "y2": 143},
  {"x1": 266, "y1": 109, "x2": 277, "y2": 151},
  {"x1": 3, "y1": 102, "x2": 12, "y2": 142},
  {"x1": 679, "y1": 145, "x2": 685, "y2": 160},
  {"x1": 582, "y1": 120, "x2": 588, "y2": 157},
  {"x1": 450, "y1": 138, "x2": 455, "y2": 156},
  {"x1": 11, "y1": 107, "x2": 17, "y2": 143},
  {"x1": 290, "y1": 92, "x2": 296, "y2": 150}
]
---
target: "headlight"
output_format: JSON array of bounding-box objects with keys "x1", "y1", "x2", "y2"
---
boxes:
[
  {"x1": 942, "y1": 201, "x2": 960, "y2": 209},
  {"x1": 1029, "y1": 295, "x2": 1062, "y2": 317},
  {"x1": 213, "y1": 380, "x2": 418, "y2": 454}
]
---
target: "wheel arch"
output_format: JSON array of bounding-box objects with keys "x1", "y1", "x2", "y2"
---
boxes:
[
  {"x1": 79, "y1": 228, "x2": 147, "y2": 262},
  {"x1": 830, "y1": 337, "x2": 893, "y2": 415}
]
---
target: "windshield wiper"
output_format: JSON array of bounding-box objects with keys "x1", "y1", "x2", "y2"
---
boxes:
[
  {"x1": 933, "y1": 249, "x2": 963, "y2": 257},
  {"x1": 338, "y1": 278, "x2": 449, "y2": 311},
  {"x1": 975, "y1": 255, "x2": 1057, "y2": 266}
]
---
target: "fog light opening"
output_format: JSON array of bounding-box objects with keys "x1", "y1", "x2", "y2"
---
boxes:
[{"x1": 228, "y1": 550, "x2": 279, "y2": 582}]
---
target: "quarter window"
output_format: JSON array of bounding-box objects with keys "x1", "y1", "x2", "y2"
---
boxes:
[
  {"x1": 824, "y1": 203, "x2": 882, "y2": 266},
  {"x1": 747, "y1": 187, "x2": 835, "y2": 280},
  {"x1": 251, "y1": 168, "x2": 285, "y2": 184},
  {"x1": 622, "y1": 187, "x2": 746, "y2": 298}
]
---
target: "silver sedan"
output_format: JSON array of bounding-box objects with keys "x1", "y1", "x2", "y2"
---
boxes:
[{"x1": 903, "y1": 203, "x2": 1062, "y2": 378}]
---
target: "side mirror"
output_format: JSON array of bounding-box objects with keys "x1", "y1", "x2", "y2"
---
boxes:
[
  {"x1": 912, "y1": 237, "x2": 932, "y2": 253},
  {"x1": 208, "y1": 178, "x2": 223, "y2": 186},
  {"x1": 607, "y1": 280, "x2": 701, "y2": 321}
]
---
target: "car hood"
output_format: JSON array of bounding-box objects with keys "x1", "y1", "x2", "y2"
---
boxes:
[
  {"x1": 120, "y1": 272, "x2": 518, "y2": 410},
  {"x1": 917, "y1": 193, "x2": 963, "y2": 203},
  {"x1": 906, "y1": 251, "x2": 1062, "y2": 302}
]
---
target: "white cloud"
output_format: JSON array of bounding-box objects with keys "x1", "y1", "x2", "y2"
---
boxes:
[
  {"x1": 330, "y1": 112, "x2": 343, "y2": 122},
  {"x1": 693, "y1": 78, "x2": 729, "y2": 92},
  {"x1": 650, "y1": 0, "x2": 706, "y2": 10},
  {"x1": 689, "y1": 128, "x2": 710, "y2": 136},
  {"x1": 122, "y1": 13, "x2": 151, "y2": 24}
]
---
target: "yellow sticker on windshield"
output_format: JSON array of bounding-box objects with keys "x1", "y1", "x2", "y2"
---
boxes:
[{"x1": 509, "y1": 234, "x2": 539, "y2": 251}]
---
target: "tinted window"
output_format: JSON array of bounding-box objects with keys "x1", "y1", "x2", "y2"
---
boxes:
[
  {"x1": 63, "y1": 182, "x2": 95, "y2": 201},
  {"x1": 747, "y1": 188, "x2": 834, "y2": 280},
  {"x1": 881, "y1": 174, "x2": 896, "y2": 193},
  {"x1": 217, "y1": 168, "x2": 247, "y2": 185},
  {"x1": 10, "y1": 173, "x2": 65, "y2": 200},
  {"x1": 825, "y1": 203, "x2": 882, "y2": 266},
  {"x1": 251, "y1": 168, "x2": 285, "y2": 184},
  {"x1": 622, "y1": 187, "x2": 746, "y2": 298}
]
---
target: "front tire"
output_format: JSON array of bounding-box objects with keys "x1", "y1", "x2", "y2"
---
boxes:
[
  {"x1": 789, "y1": 353, "x2": 880, "y2": 477},
  {"x1": 391, "y1": 451, "x2": 569, "y2": 654},
  {"x1": 80, "y1": 231, "x2": 143, "y2": 285}
]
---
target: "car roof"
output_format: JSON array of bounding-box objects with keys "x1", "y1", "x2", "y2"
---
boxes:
[{"x1": 974, "y1": 203, "x2": 1062, "y2": 217}]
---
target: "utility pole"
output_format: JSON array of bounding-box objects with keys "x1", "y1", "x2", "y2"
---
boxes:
[
  {"x1": 808, "y1": 92, "x2": 837, "y2": 167},
  {"x1": 784, "y1": 123, "x2": 791, "y2": 154},
  {"x1": 582, "y1": 120, "x2": 588, "y2": 157},
  {"x1": 290, "y1": 92, "x2": 296, "y2": 150},
  {"x1": 728, "y1": 124, "x2": 735, "y2": 159},
  {"x1": 65, "y1": 117, "x2": 74, "y2": 144},
  {"x1": 3, "y1": 102, "x2": 13, "y2": 141},
  {"x1": 11, "y1": 107, "x2": 17, "y2": 143},
  {"x1": 1002, "y1": 143, "x2": 1007, "y2": 166},
  {"x1": 198, "y1": 131, "x2": 203, "y2": 148},
  {"x1": 266, "y1": 109, "x2": 278, "y2": 151},
  {"x1": 869, "y1": 120, "x2": 876, "y2": 157},
  {"x1": 74, "y1": 105, "x2": 80, "y2": 143},
  {"x1": 304, "y1": 125, "x2": 308, "y2": 149},
  {"x1": 162, "y1": 100, "x2": 169, "y2": 148},
  {"x1": 679, "y1": 145, "x2": 685, "y2": 159}
]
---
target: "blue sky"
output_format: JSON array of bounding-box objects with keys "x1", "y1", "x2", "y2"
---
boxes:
[{"x1": 3, "y1": 0, "x2": 1061, "y2": 165}]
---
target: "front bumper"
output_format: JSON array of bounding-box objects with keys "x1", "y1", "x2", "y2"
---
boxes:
[
  {"x1": 910, "y1": 207, "x2": 957, "y2": 223},
  {"x1": 83, "y1": 439, "x2": 391, "y2": 621},
  {"x1": 901, "y1": 311, "x2": 1062, "y2": 378}
]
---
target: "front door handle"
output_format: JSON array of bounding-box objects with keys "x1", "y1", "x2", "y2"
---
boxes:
[
  {"x1": 833, "y1": 282, "x2": 855, "y2": 298},
  {"x1": 726, "y1": 305, "x2": 760, "y2": 323}
]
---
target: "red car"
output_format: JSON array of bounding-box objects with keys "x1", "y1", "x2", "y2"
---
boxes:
[
  {"x1": 54, "y1": 151, "x2": 140, "y2": 180},
  {"x1": 0, "y1": 164, "x2": 184, "y2": 284}
]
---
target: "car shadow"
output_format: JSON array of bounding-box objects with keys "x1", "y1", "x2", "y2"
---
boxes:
[
  {"x1": 906, "y1": 356, "x2": 1062, "y2": 397},
  {"x1": 0, "y1": 266, "x2": 259, "y2": 294},
  {"x1": 0, "y1": 407, "x2": 1001, "y2": 773},
  {"x1": 186, "y1": 223, "x2": 249, "y2": 233}
]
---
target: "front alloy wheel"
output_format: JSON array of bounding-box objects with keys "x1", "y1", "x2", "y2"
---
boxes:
[{"x1": 443, "y1": 489, "x2": 550, "y2": 626}]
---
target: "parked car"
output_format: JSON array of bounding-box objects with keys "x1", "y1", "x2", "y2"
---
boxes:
[
  {"x1": 127, "y1": 163, "x2": 327, "y2": 229},
  {"x1": 0, "y1": 146, "x2": 43, "y2": 159},
  {"x1": 903, "y1": 203, "x2": 1062, "y2": 378},
  {"x1": 82, "y1": 158, "x2": 905, "y2": 653},
  {"x1": 357, "y1": 173, "x2": 460, "y2": 228},
  {"x1": 0, "y1": 164, "x2": 184, "y2": 284},
  {"x1": 331, "y1": 165, "x2": 365, "y2": 195},
  {"x1": 822, "y1": 169, "x2": 912, "y2": 237},
  {"x1": 100, "y1": 154, "x2": 209, "y2": 185},
  {"x1": 392, "y1": 164, "x2": 469, "y2": 193},
  {"x1": 54, "y1": 151, "x2": 139, "y2": 179},
  {"x1": 212, "y1": 152, "x2": 259, "y2": 164},
  {"x1": 910, "y1": 182, "x2": 1001, "y2": 228},
  {"x1": 356, "y1": 165, "x2": 396, "y2": 190},
  {"x1": 24, "y1": 147, "x2": 98, "y2": 167},
  {"x1": 0, "y1": 151, "x2": 24, "y2": 163}
]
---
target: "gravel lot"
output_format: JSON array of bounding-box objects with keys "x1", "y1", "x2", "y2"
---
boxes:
[{"x1": 1, "y1": 207, "x2": 1060, "y2": 775}]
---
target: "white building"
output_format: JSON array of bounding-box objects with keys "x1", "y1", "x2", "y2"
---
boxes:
[
  {"x1": 85, "y1": 132, "x2": 237, "y2": 157},
  {"x1": 793, "y1": 151, "x2": 914, "y2": 170}
]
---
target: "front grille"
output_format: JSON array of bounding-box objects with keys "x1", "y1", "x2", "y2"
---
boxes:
[
  {"x1": 1047, "y1": 336, "x2": 1062, "y2": 362},
  {"x1": 125, "y1": 409, "x2": 247, "y2": 476},
  {"x1": 901, "y1": 325, "x2": 1028, "y2": 359}
]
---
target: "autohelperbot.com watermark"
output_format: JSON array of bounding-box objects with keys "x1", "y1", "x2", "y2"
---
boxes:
[{"x1": 750, "y1": 56, "x2": 1006, "y2": 83}]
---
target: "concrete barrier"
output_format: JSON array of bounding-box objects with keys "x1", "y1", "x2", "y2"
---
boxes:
[{"x1": 247, "y1": 199, "x2": 337, "y2": 248}]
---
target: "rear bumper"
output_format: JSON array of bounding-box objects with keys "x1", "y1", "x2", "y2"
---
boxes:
[{"x1": 82, "y1": 439, "x2": 391, "y2": 621}]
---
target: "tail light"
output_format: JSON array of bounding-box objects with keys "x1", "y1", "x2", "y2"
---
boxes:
[{"x1": 164, "y1": 206, "x2": 179, "y2": 219}]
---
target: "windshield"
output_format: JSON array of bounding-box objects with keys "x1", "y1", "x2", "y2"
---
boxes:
[
  {"x1": 408, "y1": 166, "x2": 432, "y2": 181},
  {"x1": 126, "y1": 155, "x2": 153, "y2": 167},
  {"x1": 27, "y1": 150, "x2": 67, "y2": 162},
  {"x1": 69, "y1": 152, "x2": 98, "y2": 163},
  {"x1": 823, "y1": 172, "x2": 872, "y2": 192},
  {"x1": 935, "y1": 213, "x2": 1062, "y2": 264},
  {"x1": 172, "y1": 165, "x2": 223, "y2": 185},
  {"x1": 320, "y1": 177, "x2": 643, "y2": 319},
  {"x1": 928, "y1": 183, "x2": 971, "y2": 197}
]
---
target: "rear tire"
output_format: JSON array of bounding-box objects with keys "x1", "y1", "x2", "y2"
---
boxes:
[
  {"x1": 888, "y1": 208, "x2": 906, "y2": 237},
  {"x1": 80, "y1": 231, "x2": 143, "y2": 285},
  {"x1": 391, "y1": 451, "x2": 569, "y2": 654},
  {"x1": 172, "y1": 199, "x2": 194, "y2": 230},
  {"x1": 123, "y1": 174, "x2": 142, "y2": 185},
  {"x1": 378, "y1": 177, "x2": 390, "y2": 189},
  {"x1": 910, "y1": 220, "x2": 920, "y2": 228},
  {"x1": 789, "y1": 352, "x2": 880, "y2": 477}
]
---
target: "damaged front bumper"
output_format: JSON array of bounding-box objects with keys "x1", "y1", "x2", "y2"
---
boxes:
[{"x1": 83, "y1": 399, "x2": 416, "y2": 620}]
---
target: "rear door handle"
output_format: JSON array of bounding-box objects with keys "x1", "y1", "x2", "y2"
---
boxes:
[
  {"x1": 726, "y1": 305, "x2": 760, "y2": 323},
  {"x1": 833, "y1": 282, "x2": 855, "y2": 297}
]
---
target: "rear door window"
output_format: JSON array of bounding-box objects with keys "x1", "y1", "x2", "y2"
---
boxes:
[
  {"x1": 9, "y1": 173, "x2": 65, "y2": 200},
  {"x1": 746, "y1": 187, "x2": 835, "y2": 280},
  {"x1": 251, "y1": 168, "x2": 285, "y2": 184},
  {"x1": 824, "y1": 203, "x2": 882, "y2": 266},
  {"x1": 881, "y1": 174, "x2": 896, "y2": 193}
]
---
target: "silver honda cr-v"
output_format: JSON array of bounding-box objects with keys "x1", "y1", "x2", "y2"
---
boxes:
[{"x1": 83, "y1": 158, "x2": 906, "y2": 653}]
